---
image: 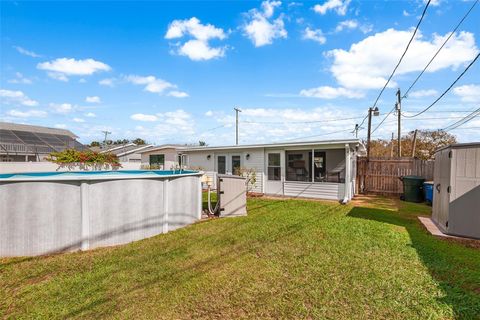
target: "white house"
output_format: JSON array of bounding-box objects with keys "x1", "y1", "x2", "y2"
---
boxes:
[{"x1": 181, "y1": 139, "x2": 365, "y2": 202}]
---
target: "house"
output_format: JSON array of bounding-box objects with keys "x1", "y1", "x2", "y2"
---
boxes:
[
  {"x1": 138, "y1": 145, "x2": 185, "y2": 169},
  {"x1": 142, "y1": 139, "x2": 365, "y2": 202},
  {"x1": 97, "y1": 143, "x2": 155, "y2": 163},
  {"x1": 0, "y1": 121, "x2": 87, "y2": 162}
]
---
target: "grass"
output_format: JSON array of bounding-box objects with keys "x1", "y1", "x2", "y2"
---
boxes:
[{"x1": 1, "y1": 195, "x2": 479, "y2": 319}]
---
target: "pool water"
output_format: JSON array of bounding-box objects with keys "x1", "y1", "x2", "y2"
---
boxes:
[{"x1": 0, "y1": 170, "x2": 198, "y2": 180}]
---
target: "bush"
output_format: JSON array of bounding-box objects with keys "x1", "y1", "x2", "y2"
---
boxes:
[{"x1": 46, "y1": 149, "x2": 121, "y2": 167}]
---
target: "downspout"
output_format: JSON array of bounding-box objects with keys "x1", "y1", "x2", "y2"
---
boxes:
[{"x1": 341, "y1": 144, "x2": 351, "y2": 204}]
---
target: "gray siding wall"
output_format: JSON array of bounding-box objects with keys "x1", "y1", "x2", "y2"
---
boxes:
[
  {"x1": 0, "y1": 175, "x2": 202, "y2": 257},
  {"x1": 185, "y1": 149, "x2": 264, "y2": 193},
  {"x1": 284, "y1": 182, "x2": 345, "y2": 200}
]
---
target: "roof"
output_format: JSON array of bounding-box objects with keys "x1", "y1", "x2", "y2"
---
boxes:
[
  {"x1": 182, "y1": 139, "x2": 365, "y2": 152},
  {"x1": 0, "y1": 121, "x2": 78, "y2": 138},
  {"x1": 99, "y1": 144, "x2": 155, "y2": 156},
  {"x1": 137, "y1": 144, "x2": 184, "y2": 154},
  {"x1": 436, "y1": 142, "x2": 480, "y2": 153}
]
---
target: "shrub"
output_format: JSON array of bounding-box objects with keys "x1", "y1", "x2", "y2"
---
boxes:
[{"x1": 46, "y1": 149, "x2": 121, "y2": 167}]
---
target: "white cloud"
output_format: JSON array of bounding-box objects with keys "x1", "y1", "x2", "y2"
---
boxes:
[
  {"x1": 167, "y1": 90, "x2": 189, "y2": 98},
  {"x1": 99, "y1": 78, "x2": 115, "y2": 87},
  {"x1": 403, "y1": 10, "x2": 411, "y2": 17},
  {"x1": 6, "y1": 109, "x2": 47, "y2": 118},
  {"x1": 299, "y1": 86, "x2": 364, "y2": 99},
  {"x1": 165, "y1": 17, "x2": 227, "y2": 61},
  {"x1": 243, "y1": 1, "x2": 287, "y2": 47},
  {"x1": 79, "y1": 78, "x2": 87, "y2": 83},
  {"x1": 37, "y1": 58, "x2": 111, "y2": 81},
  {"x1": 313, "y1": 0, "x2": 350, "y2": 15},
  {"x1": 49, "y1": 103, "x2": 74, "y2": 114},
  {"x1": 205, "y1": 110, "x2": 214, "y2": 116},
  {"x1": 335, "y1": 19, "x2": 358, "y2": 32},
  {"x1": 177, "y1": 40, "x2": 226, "y2": 61},
  {"x1": 85, "y1": 112, "x2": 96, "y2": 118},
  {"x1": 426, "y1": 0, "x2": 441, "y2": 6},
  {"x1": 453, "y1": 84, "x2": 480, "y2": 102},
  {"x1": 0, "y1": 89, "x2": 38, "y2": 106},
  {"x1": 125, "y1": 75, "x2": 176, "y2": 94},
  {"x1": 54, "y1": 124, "x2": 67, "y2": 129},
  {"x1": 328, "y1": 29, "x2": 479, "y2": 90},
  {"x1": 8, "y1": 72, "x2": 33, "y2": 84},
  {"x1": 408, "y1": 89, "x2": 438, "y2": 98},
  {"x1": 73, "y1": 118, "x2": 85, "y2": 123},
  {"x1": 131, "y1": 113, "x2": 158, "y2": 122},
  {"x1": 13, "y1": 46, "x2": 41, "y2": 58},
  {"x1": 302, "y1": 27, "x2": 326, "y2": 44},
  {"x1": 85, "y1": 96, "x2": 101, "y2": 103},
  {"x1": 47, "y1": 72, "x2": 69, "y2": 82}
]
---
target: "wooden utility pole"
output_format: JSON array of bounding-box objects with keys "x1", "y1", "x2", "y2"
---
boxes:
[
  {"x1": 367, "y1": 109, "x2": 373, "y2": 161},
  {"x1": 396, "y1": 89, "x2": 402, "y2": 157},
  {"x1": 234, "y1": 107, "x2": 241, "y2": 145},
  {"x1": 390, "y1": 132, "x2": 394, "y2": 158},
  {"x1": 101, "y1": 130, "x2": 111, "y2": 149},
  {"x1": 411, "y1": 129, "x2": 418, "y2": 158}
]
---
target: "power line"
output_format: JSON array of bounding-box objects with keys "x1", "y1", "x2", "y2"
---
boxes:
[
  {"x1": 402, "y1": 52, "x2": 480, "y2": 118},
  {"x1": 282, "y1": 128, "x2": 353, "y2": 142},
  {"x1": 402, "y1": 0, "x2": 478, "y2": 99},
  {"x1": 442, "y1": 107, "x2": 480, "y2": 131},
  {"x1": 242, "y1": 115, "x2": 366, "y2": 125},
  {"x1": 371, "y1": 105, "x2": 396, "y2": 134},
  {"x1": 369, "y1": 0, "x2": 431, "y2": 111}
]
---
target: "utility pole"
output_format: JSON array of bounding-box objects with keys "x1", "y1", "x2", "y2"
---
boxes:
[
  {"x1": 366, "y1": 107, "x2": 379, "y2": 161},
  {"x1": 234, "y1": 107, "x2": 241, "y2": 145},
  {"x1": 396, "y1": 88, "x2": 402, "y2": 158},
  {"x1": 390, "y1": 132, "x2": 394, "y2": 158},
  {"x1": 101, "y1": 130, "x2": 111, "y2": 149},
  {"x1": 411, "y1": 129, "x2": 418, "y2": 158},
  {"x1": 367, "y1": 110, "x2": 372, "y2": 161}
]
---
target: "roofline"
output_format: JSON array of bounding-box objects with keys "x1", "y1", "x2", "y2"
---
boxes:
[
  {"x1": 0, "y1": 121, "x2": 78, "y2": 138},
  {"x1": 138, "y1": 145, "x2": 185, "y2": 153},
  {"x1": 116, "y1": 144, "x2": 155, "y2": 156},
  {"x1": 99, "y1": 143, "x2": 137, "y2": 153},
  {"x1": 182, "y1": 139, "x2": 364, "y2": 152},
  {"x1": 435, "y1": 142, "x2": 480, "y2": 153}
]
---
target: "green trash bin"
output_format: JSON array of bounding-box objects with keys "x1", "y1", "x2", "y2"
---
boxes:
[{"x1": 400, "y1": 175, "x2": 425, "y2": 203}]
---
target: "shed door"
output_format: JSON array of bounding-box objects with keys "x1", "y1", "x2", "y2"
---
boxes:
[{"x1": 433, "y1": 149, "x2": 451, "y2": 231}]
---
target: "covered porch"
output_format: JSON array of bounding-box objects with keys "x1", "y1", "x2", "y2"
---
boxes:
[{"x1": 264, "y1": 145, "x2": 358, "y2": 201}]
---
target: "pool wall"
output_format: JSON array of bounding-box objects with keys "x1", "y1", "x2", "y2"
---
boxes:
[{"x1": 0, "y1": 172, "x2": 202, "y2": 257}]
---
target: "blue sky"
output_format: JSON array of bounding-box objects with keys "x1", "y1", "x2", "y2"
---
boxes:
[{"x1": 1, "y1": 0, "x2": 479, "y2": 145}]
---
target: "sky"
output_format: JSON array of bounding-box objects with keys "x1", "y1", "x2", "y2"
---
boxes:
[{"x1": 1, "y1": 0, "x2": 479, "y2": 146}]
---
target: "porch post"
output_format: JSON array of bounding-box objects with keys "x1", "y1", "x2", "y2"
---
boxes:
[{"x1": 343, "y1": 144, "x2": 351, "y2": 203}]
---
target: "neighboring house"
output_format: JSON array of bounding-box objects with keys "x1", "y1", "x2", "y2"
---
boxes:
[
  {"x1": 138, "y1": 145, "x2": 184, "y2": 169},
  {"x1": 145, "y1": 139, "x2": 365, "y2": 202},
  {"x1": 98, "y1": 143, "x2": 155, "y2": 163},
  {"x1": 0, "y1": 121, "x2": 87, "y2": 162}
]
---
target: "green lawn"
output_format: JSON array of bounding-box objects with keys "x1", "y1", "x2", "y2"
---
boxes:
[{"x1": 1, "y1": 196, "x2": 479, "y2": 319}]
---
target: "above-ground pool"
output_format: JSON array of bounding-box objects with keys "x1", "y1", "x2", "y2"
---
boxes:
[{"x1": 0, "y1": 170, "x2": 203, "y2": 257}]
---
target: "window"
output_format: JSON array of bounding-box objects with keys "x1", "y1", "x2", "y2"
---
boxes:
[
  {"x1": 232, "y1": 155, "x2": 241, "y2": 175},
  {"x1": 268, "y1": 153, "x2": 281, "y2": 180},
  {"x1": 313, "y1": 151, "x2": 326, "y2": 182},
  {"x1": 149, "y1": 154, "x2": 165, "y2": 168},
  {"x1": 217, "y1": 156, "x2": 226, "y2": 174},
  {"x1": 286, "y1": 150, "x2": 312, "y2": 182}
]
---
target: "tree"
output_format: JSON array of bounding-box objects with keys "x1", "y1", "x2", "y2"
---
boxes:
[
  {"x1": 369, "y1": 130, "x2": 457, "y2": 160},
  {"x1": 113, "y1": 139, "x2": 129, "y2": 145},
  {"x1": 132, "y1": 138, "x2": 146, "y2": 145},
  {"x1": 89, "y1": 141, "x2": 101, "y2": 147},
  {"x1": 199, "y1": 140, "x2": 208, "y2": 146}
]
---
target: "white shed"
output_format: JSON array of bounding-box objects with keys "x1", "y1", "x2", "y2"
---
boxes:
[{"x1": 432, "y1": 142, "x2": 480, "y2": 239}]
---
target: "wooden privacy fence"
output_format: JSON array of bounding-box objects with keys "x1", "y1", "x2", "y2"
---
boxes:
[{"x1": 356, "y1": 157, "x2": 434, "y2": 195}]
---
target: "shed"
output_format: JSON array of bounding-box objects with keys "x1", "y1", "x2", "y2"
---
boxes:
[{"x1": 432, "y1": 142, "x2": 480, "y2": 239}]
